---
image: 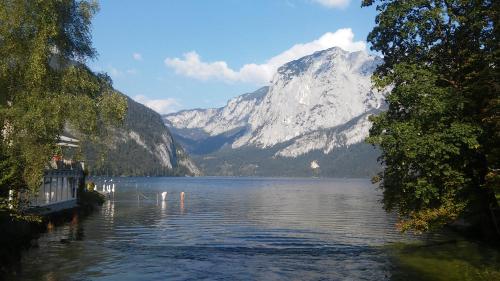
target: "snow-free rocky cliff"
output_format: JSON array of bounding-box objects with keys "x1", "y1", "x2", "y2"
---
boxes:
[{"x1": 164, "y1": 47, "x2": 385, "y2": 177}]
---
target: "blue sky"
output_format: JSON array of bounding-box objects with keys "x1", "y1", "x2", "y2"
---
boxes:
[{"x1": 89, "y1": 0, "x2": 377, "y2": 114}]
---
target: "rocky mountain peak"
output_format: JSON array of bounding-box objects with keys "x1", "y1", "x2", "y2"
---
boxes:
[{"x1": 164, "y1": 47, "x2": 385, "y2": 177}]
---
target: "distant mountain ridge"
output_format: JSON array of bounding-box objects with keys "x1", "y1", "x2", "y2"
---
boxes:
[{"x1": 164, "y1": 47, "x2": 385, "y2": 177}]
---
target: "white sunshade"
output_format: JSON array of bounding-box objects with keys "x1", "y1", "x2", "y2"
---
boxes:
[
  {"x1": 58, "y1": 135, "x2": 80, "y2": 143},
  {"x1": 56, "y1": 142, "x2": 79, "y2": 148}
]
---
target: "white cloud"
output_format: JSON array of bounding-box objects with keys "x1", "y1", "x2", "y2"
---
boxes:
[
  {"x1": 164, "y1": 28, "x2": 366, "y2": 84},
  {"x1": 165, "y1": 52, "x2": 240, "y2": 82},
  {"x1": 133, "y1": 95, "x2": 180, "y2": 114},
  {"x1": 312, "y1": 0, "x2": 351, "y2": 9},
  {"x1": 133, "y1": 53, "x2": 143, "y2": 61}
]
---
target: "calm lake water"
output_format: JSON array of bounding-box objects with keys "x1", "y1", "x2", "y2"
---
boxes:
[{"x1": 8, "y1": 177, "x2": 500, "y2": 280}]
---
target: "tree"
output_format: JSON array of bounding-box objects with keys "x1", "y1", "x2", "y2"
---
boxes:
[
  {"x1": 363, "y1": 0, "x2": 499, "y2": 233},
  {"x1": 0, "y1": 0, "x2": 127, "y2": 214}
]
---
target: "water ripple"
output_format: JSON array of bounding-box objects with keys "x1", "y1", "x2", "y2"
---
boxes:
[{"x1": 12, "y1": 177, "x2": 417, "y2": 281}]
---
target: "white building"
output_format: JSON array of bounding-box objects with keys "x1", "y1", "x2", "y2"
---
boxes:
[{"x1": 24, "y1": 136, "x2": 85, "y2": 213}]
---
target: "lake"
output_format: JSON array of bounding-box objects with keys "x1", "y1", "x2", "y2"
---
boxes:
[{"x1": 8, "y1": 177, "x2": 500, "y2": 280}]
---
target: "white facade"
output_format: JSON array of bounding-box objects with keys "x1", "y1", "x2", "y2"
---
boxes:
[
  {"x1": 25, "y1": 135, "x2": 84, "y2": 211},
  {"x1": 29, "y1": 171, "x2": 81, "y2": 207}
]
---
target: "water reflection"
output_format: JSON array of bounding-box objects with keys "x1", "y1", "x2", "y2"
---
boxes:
[
  {"x1": 8, "y1": 178, "x2": 500, "y2": 281},
  {"x1": 161, "y1": 200, "x2": 167, "y2": 218},
  {"x1": 387, "y1": 239, "x2": 500, "y2": 280},
  {"x1": 103, "y1": 200, "x2": 115, "y2": 221}
]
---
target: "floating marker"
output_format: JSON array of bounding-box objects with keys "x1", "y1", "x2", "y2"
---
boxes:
[{"x1": 161, "y1": 191, "x2": 168, "y2": 201}]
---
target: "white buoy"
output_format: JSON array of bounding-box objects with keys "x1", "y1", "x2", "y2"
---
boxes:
[
  {"x1": 161, "y1": 191, "x2": 168, "y2": 201},
  {"x1": 112, "y1": 184, "x2": 115, "y2": 193}
]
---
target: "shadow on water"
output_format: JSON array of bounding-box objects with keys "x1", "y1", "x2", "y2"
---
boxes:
[{"x1": 386, "y1": 235, "x2": 500, "y2": 281}]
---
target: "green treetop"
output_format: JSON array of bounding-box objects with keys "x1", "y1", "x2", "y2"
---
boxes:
[
  {"x1": 363, "y1": 0, "x2": 499, "y2": 233},
  {"x1": 0, "y1": 0, "x2": 127, "y2": 211}
]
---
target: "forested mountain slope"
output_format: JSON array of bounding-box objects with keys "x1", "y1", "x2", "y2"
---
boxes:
[{"x1": 82, "y1": 94, "x2": 200, "y2": 176}]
